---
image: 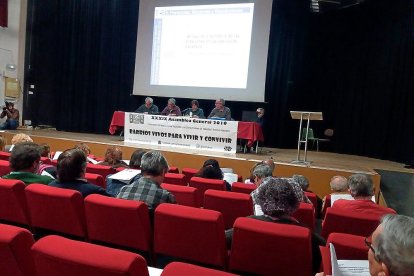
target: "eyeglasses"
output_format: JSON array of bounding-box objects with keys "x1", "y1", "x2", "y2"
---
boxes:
[{"x1": 365, "y1": 236, "x2": 380, "y2": 262}]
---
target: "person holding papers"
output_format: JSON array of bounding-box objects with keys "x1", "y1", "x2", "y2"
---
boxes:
[
  {"x1": 208, "y1": 98, "x2": 231, "y2": 120},
  {"x1": 135, "y1": 97, "x2": 159, "y2": 114},
  {"x1": 182, "y1": 100, "x2": 205, "y2": 118},
  {"x1": 332, "y1": 174, "x2": 396, "y2": 216},
  {"x1": 160, "y1": 98, "x2": 181, "y2": 116},
  {"x1": 49, "y1": 148, "x2": 111, "y2": 197}
]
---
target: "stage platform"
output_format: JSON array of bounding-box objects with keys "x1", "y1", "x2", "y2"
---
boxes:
[{"x1": 2, "y1": 128, "x2": 410, "y2": 203}]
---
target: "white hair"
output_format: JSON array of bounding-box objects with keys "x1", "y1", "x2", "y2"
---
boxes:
[{"x1": 145, "y1": 97, "x2": 153, "y2": 104}]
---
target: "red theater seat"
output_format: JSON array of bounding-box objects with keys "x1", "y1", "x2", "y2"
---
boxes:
[
  {"x1": 0, "y1": 159, "x2": 11, "y2": 176},
  {"x1": 229, "y1": 217, "x2": 312, "y2": 276},
  {"x1": 321, "y1": 207, "x2": 381, "y2": 239},
  {"x1": 204, "y1": 190, "x2": 253, "y2": 229},
  {"x1": 181, "y1": 167, "x2": 198, "y2": 184},
  {"x1": 231, "y1": 182, "x2": 257, "y2": 195},
  {"x1": 0, "y1": 151, "x2": 11, "y2": 161},
  {"x1": 326, "y1": 233, "x2": 368, "y2": 260},
  {"x1": 305, "y1": 191, "x2": 318, "y2": 208},
  {"x1": 85, "y1": 194, "x2": 152, "y2": 253},
  {"x1": 0, "y1": 224, "x2": 36, "y2": 276},
  {"x1": 168, "y1": 166, "x2": 179, "y2": 174},
  {"x1": 162, "y1": 262, "x2": 238, "y2": 276},
  {"x1": 322, "y1": 194, "x2": 331, "y2": 217},
  {"x1": 189, "y1": 177, "x2": 226, "y2": 206},
  {"x1": 32, "y1": 235, "x2": 149, "y2": 276},
  {"x1": 163, "y1": 173, "x2": 186, "y2": 186},
  {"x1": 25, "y1": 184, "x2": 87, "y2": 238},
  {"x1": 161, "y1": 183, "x2": 200, "y2": 207},
  {"x1": 85, "y1": 173, "x2": 105, "y2": 188},
  {"x1": 154, "y1": 203, "x2": 227, "y2": 269},
  {"x1": 40, "y1": 157, "x2": 52, "y2": 165},
  {"x1": 0, "y1": 179, "x2": 30, "y2": 226},
  {"x1": 292, "y1": 202, "x2": 315, "y2": 230},
  {"x1": 86, "y1": 164, "x2": 115, "y2": 184}
]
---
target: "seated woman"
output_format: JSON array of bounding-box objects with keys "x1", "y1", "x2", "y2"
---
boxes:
[
  {"x1": 183, "y1": 100, "x2": 205, "y2": 118},
  {"x1": 98, "y1": 146, "x2": 128, "y2": 169},
  {"x1": 49, "y1": 148, "x2": 111, "y2": 197},
  {"x1": 106, "y1": 150, "x2": 145, "y2": 196},
  {"x1": 195, "y1": 159, "x2": 231, "y2": 191},
  {"x1": 226, "y1": 176, "x2": 325, "y2": 274}
]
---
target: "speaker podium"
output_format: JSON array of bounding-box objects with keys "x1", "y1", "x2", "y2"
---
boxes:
[{"x1": 290, "y1": 111, "x2": 323, "y2": 165}]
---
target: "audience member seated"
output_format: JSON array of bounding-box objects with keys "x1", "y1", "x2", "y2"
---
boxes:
[
  {"x1": 0, "y1": 102, "x2": 19, "y2": 130},
  {"x1": 5, "y1": 133, "x2": 33, "y2": 152},
  {"x1": 0, "y1": 136, "x2": 5, "y2": 151},
  {"x1": 182, "y1": 99, "x2": 205, "y2": 118},
  {"x1": 321, "y1": 175, "x2": 348, "y2": 213},
  {"x1": 36, "y1": 143, "x2": 57, "y2": 178},
  {"x1": 2, "y1": 142, "x2": 54, "y2": 185},
  {"x1": 106, "y1": 150, "x2": 145, "y2": 196},
  {"x1": 316, "y1": 214, "x2": 414, "y2": 276},
  {"x1": 249, "y1": 164, "x2": 273, "y2": 215},
  {"x1": 117, "y1": 151, "x2": 176, "y2": 212},
  {"x1": 49, "y1": 148, "x2": 111, "y2": 197},
  {"x1": 98, "y1": 146, "x2": 128, "y2": 169},
  {"x1": 226, "y1": 177, "x2": 325, "y2": 274},
  {"x1": 332, "y1": 174, "x2": 396, "y2": 216},
  {"x1": 293, "y1": 174, "x2": 322, "y2": 215},
  {"x1": 195, "y1": 159, "x2": 231, "y2": 190},
  {"x1": 245, "y1": 159, "x2": 275, "y2": 184},
  {"x1": 160, "y1": 98, "x2": 181, "y2": 116},
  {"x1": 135, "y1": 96, "x2": 159, "y2": 114},
  {"x1": 208, "y1": 98, "x2": 231, "y2": 120}
]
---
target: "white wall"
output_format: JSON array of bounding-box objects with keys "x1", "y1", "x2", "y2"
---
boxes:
[{"x1": 0, "y1": 0, "x2": 26, "y2": 125}]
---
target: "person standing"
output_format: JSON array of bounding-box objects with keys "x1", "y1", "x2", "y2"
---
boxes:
[
  {"x1": 208, "y1": 98, "x2": 231, "y2": 120},
  {"x1": 0, "y1": 102, "x2": 19, "y2": 130},
  {"x1": 135, "y1": 97, "x2": 159, "y2": 114}
]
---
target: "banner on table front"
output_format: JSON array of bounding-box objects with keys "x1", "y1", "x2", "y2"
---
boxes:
[{"x1": 124, "y1": 113, "x2": 238, "y2": 153}]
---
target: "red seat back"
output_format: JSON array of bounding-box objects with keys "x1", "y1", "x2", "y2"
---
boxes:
[
  {"x1": 231, "y1": 182, "x2": 257, "y2": 195},
  {"x1": 154, "y1": 203, "x2": 227, "y2": 268},
  {"x1": 181, "y1": 167, "x2": 198, "y2": 184},
  {"x1": 304, "y1": 191, "x2": 318, "y2": 207},
  {"x1": 322, "y1": 194, "x2": 331, "y2": 217},
  {"x1": 84, "y1": 195, "x2": 151, "y2": 252},
  {"x1": 40, "y1": 157, "x2": 52, "y2": 165},
  {"x1": 229, "y1": 217, "x2": 312, "y2": 276},
  {"x1": 85, "y1": 173, "x2": 105, "y2": 189},
  {"x1": 0, "y1": 224, "x2": 36, "y2": 276},
  {"x1": 0, "y1": 159, "x2": 11, "y2": 176},
  {"x1": 162, "y1": 262, "x2": 238, "y2": 276},
  {"x1": 0, "y1": 151, "x2": 11, "y2": 161},
  {"x1": 0, "y1": 179, "x2": 30, "y2": 226},
  {"x1": 326, "y1": 233, "x2": 368, "y2": 260},
  {"x1": 292, "y1": 202, "x2": 315, "y2": 230},
  {"x1": 189, "y1": 177, "x2": 226, "y2": 206},
  {"x1": 86, "y1": 164, "x2": 115, "y2": 184},
  {"x1": 25, "y1": 184, "x2": 87, "y2": 238},
  {"x1": 168, "y1": 166, "x2": 179, "y2": 174},
  {"x1": 32, "y1": 235, "x2": 149, "y2": 276},
  {"x1": 204, "y1": 190, "x2": 253, "y2": 229},
  {"x1": 161, "y1": 183, "x2": 200, "y2": 207},
  {"x1": 163, "y1": 173, "x2": 186, "y2": 186},
  {"x1": 321, "y1": 207, "x2": 381, "y2": 239}
]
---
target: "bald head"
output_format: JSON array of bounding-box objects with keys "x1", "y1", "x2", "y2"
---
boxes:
[{"x1": 330, "y1": 175, "x2": 348, "y2": 192}]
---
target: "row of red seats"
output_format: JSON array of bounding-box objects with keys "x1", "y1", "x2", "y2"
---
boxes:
[{"x1": 0, "y1": 223, "x2": 237, "y2": 276}]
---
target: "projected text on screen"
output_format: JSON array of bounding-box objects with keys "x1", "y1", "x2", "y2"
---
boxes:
[{"x1": 150, "y1": 3, "x2": 254, "y2": 89}]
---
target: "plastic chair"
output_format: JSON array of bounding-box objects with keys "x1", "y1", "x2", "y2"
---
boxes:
[
  {"x1": 85, "y1": 172, "x2": 105, "y2": 188},
  {"x1": 154, "y1": 203, "x2": 227, "y2": 269},
  {"x1": 189, "y1": 177, "x2": 226, "y2": 207},
  {"x1": 0, "y1": 224, "x2": 36, "y2": 276},
  {"x1": 161, "y1": 183, "x2": 200, "y2": 207},
  {"x1": 32, "y1": 235, "x2": 149, "y2": 276},
  {"x1": 321, "y1": 207, "x2": 381, "y2": 239},
  {"x1": 204, "y1": 189, "x2": 253, "y2": 229},
  {"x1": 0, "y1": 179, "x2": 30, "y2": 226},
  {"x1": 162, "y1": 262, "x2": 238, "y2": 276},
  {"x1": 0, "y1": 159, "x2": 11, "y2": 176},
  {"x1": 84, "y1": 194, "x2": 152, "y2": 254},
  {"x1": 231, "y1": 182, "x2": 257, "y2": 195},
  {"x1": 229, "y1": 217, "x2": 312, "y2": 276},
  {"x1": 163, "y1": 173, "x2": 186, "y2": 186},
  {"x1": 292, "y1": 202, "x2": 315, "y2": 230},
  {"x1": 25, "y1": 184, "x2": 87, "y2": 239},
  {"x1": 181, "y1": 167, "x2": 198, "y2": 184}
]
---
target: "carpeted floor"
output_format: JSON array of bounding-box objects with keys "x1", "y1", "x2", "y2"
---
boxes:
[{"x1": 375, "y1": 169, "x2": 414, "y2": 217}]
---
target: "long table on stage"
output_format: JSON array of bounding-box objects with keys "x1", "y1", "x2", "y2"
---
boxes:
[{"x1": 109, "y1": 111, "x2": 264, "y2": 148}]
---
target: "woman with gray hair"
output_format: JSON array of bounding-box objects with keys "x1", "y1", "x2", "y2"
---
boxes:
[
  {"x1": 161, "y1": 98, "x2": 181, "y2": 116},
  {"x1": 227, "y1": 177, "x2": 325, "y2": 273}
]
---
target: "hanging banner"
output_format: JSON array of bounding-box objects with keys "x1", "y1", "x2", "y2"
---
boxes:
[{"x1": 124, "y1": 113, "x2": 238, "y2": 153}]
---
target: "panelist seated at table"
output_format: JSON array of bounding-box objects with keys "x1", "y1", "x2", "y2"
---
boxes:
[
  {"x1": 207, "y1": 98, "x2": 232, "y2": 120},
  {"x1": 135, "y1": 97, "x2": 159, "y2": 114},
  {"x1": 160, "y1": 98, "x2": 182, "y2": 116},
  {"x1": 182, "y1": 99, "x2": 205, "y2": 119}
]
